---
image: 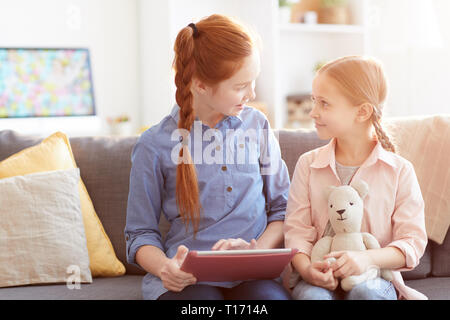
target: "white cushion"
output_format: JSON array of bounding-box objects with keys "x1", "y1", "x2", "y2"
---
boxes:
[{"x1": 0, "y1": 168, "x2": 92, "y2": 288}]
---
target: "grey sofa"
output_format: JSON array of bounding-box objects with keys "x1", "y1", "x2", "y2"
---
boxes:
[{"x1": 0, "y1": 128, "x2": 448, "y2": 300}]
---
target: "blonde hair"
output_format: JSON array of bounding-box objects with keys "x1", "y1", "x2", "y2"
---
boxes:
[{"x1": 317, "y1": 56, "x2": 396, "y2": 153}]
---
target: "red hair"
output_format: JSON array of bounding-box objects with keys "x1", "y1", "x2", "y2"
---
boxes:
[{"x1": 172, "y1": 14, "x2": 255, "y2": 234}]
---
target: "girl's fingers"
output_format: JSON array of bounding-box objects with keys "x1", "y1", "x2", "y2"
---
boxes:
[
  {"x1": 163, "y1": 274, "x2": 196, "y2": 292},
  {"x1": 212, "y1": 239, "x2": 226, "y2": 250},
  {"x1": 334, "y1": 263, "x2": 352, "y2": 278},
  {"x1": 312, "y1": 260, "x2": 331, "y2": 272},
  {"x1": 212, "y1": 238, "x2": 253, "y2": 251},
  {"x1": 330, "y1": 255, "x2": 347, "y2": 272},
  {"x1": 324, "y1": 251, "x2": 345, "y2": 260},
  {"x1": 166, "y1": 261, "x2": 196, "y2": 282},
  {"x1": 310, "y1": 266, "x2": 328, "y2": 283}
]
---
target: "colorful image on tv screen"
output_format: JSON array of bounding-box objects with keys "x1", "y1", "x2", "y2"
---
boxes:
[{"x1": 0, "y1": 48, "x2": 95, "y2": 118}]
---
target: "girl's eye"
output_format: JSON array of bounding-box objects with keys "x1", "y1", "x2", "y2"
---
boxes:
[
  {"x1": 330, "y1": 204, "x2": 333, "y2": 208},
  {"x1": 349, "y1": 202, "x2": 354, "y2": 206}
]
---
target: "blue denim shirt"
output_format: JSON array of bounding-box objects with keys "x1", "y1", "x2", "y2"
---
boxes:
[{"x1": 124, "y1": 104, "x2": 290, "y2": 300}]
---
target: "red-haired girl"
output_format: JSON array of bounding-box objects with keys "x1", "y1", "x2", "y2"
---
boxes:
[{"x1": 125, "y1": 14, "x2": 291, "y2": 300}]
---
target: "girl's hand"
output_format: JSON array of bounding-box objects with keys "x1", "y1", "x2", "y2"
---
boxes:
[
  {"x1": 303, "y1": 260, "x2": 339, "y2": 291},
  {"x1": 211, "y1": 238, "x2": 258, "y2": 251},
  {"x1": 324, "y1": 250, "x2": 374, "y2": 279},
  {"x1": 160, "y1": 245, "x2": 197, "y2": 292}
]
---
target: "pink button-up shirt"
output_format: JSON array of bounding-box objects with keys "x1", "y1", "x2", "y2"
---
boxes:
[{"x1": 284, "y1": 138, "x2": 428, "y2": 300}]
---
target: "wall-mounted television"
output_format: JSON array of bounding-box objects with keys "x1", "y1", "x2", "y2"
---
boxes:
[{"x1": 0, "y1": 48, "x2": 95, "y2": 118}]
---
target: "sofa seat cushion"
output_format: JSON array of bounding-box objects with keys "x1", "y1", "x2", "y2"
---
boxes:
[
  {"x1": 405, "y1": 277, "x2": 450, "y2": 300},
  {"x1": 0, "y1": 275, "x2": 144, "y2": 300}
]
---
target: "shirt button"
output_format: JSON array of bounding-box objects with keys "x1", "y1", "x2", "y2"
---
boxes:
[
  {"x1": 216, "y1": 145, "x2": 221, "y2": 151},
  {"x1": 227, "y1": 186, "x2": 232, "y2": 192},
  {"x1": 221, "y1": 166, "x2": 227, "y2": 171},
  {"x1": 239, "y1": 143, "x2": 244, "y2": 148}
]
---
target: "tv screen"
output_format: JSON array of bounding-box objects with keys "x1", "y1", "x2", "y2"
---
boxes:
[{"x1": 0, "y1": 48, "x2": 95, "y2": 118}]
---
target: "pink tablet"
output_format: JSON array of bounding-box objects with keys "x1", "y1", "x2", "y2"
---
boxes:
[{"x1": 180, "y1": 248, "x2": 298, "y2": 282}]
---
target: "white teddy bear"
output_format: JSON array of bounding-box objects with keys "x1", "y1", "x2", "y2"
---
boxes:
[{"x1": 310, "y1": 180, "x2": 393, "y2": 291}]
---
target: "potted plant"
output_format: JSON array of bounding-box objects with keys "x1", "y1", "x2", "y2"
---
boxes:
[
  {"x1": 107, "y1": 115, "x2": 133, "y2": 136},
  {"x1": 278, "y1": 0, "x2": 294, "y2": 24},
  {"x1": 319, "y1": 0, "x2": 349, "y2": 24}
]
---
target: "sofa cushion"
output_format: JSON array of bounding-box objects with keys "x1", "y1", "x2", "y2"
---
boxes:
[
  {"x1": 385, "y1": 115, "x2": 450, "y2": 245},
  {"x1": 0, "y1": 131, "x2": 126, "y2": 277},
  {"x1": 0, "y1": 275, "x2": 143, "y2": 300},
  {"x1": 0, "y1": 169, "x2": 92, "y2": 288},
  {"x1": 69, "y1": 135, "x2": 144, "y2": 275},
  {"x1": 405, "y1": 277, "x2": 450, "y2": 300},
  {"x1": 431, "y1": 231, "x2": 450, "y2": 276},
  {"x1": 275, "y1": 129, "x2": 329, "y2": 180}
]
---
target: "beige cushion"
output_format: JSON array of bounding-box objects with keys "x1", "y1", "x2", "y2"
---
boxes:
[
  {"x1": 0, "y1": 168, "x2": 92, "y2": 288},
  {"x1": 385, "y1": 115, "x2": 450, "y2": 244}
]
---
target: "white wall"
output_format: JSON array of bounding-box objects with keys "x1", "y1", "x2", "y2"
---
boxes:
[
  {"x1": 138, "y1": 0, "x2": 173, "y2": 130},
  {"x1": 367, "y1": 0, "x2": 450, "y2": 118},
  {"x1": 0, "y1": 0, "x2": 140, "y2": 135},
  {"x1": 139, "y1": 0, "x2": 279, "y2": 128}
]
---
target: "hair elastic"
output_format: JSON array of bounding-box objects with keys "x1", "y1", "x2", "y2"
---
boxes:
[{"x1": 188, "y1": 23, "x2": 199, "y2": 38}]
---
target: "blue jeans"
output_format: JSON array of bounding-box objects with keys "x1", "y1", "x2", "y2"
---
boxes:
[
  {"x1": 158, "y1": 279, "x2": 292, "y2": 300},
  {"x1": 292, "y1": 279, "x2": 397, "y2": 300}
]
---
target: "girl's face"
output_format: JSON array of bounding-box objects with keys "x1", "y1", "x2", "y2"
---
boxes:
[
  {"x1": 197, "y1": 49, "x2": 261, "y2": 120},
  {"x1": 310, "y1": 73, "x2": 359, "y2": 140}
]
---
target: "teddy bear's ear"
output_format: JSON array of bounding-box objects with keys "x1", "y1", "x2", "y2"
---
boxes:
[
  {"x1": 350, "y1": 180, "x2": 369, "y2": 199},
  {"x1": 324, "y1": 185, "x2": 337, "y2": 199}
]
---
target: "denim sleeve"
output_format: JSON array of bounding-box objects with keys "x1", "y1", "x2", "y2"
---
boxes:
[
  {"x1": 259, "y1": 119, "x2": 290, "y2": 223},
  {"x1": 124, "y1": 138, "x2": 165, "y2": 269}
]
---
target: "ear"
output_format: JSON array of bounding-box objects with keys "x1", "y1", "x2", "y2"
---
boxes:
[
  {"x1": 190, "y1": 78, "x2": 208, "y2": 95},
  {"x1": 324, "y1": 185, "x2": 337, "y2": 199},
  {"x1": 350, "y1": 180, "x2": 369, "y2": 199},
  {"x1": 356, "y1": 103, "x2": 374, "y2": 123}
]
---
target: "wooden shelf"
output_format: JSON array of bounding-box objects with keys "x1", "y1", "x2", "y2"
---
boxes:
[{"x1": 278, "y1": 23, "x2": 365, "y2": 35}]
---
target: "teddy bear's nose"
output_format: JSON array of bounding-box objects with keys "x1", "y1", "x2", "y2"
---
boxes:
[{"x1": 336, "y1": 209, "x2": 345, "y2": 215}]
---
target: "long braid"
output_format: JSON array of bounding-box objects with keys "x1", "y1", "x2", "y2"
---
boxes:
[
  {"x1": 372, "y1": 107, "x2": 396, "y2": 153},
  {"x1": 171, "y1": 15, "x2": 254, "y2": 236},
  {"x1": 173, "y1": 26, "x2": 201, "y2": 234}
]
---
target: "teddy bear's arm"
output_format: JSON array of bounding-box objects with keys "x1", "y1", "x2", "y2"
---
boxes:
[
  {"x1": 362, "y1": 232, "x2": 381, "y2": 250},
  {"x1": 310, "y1": 236, "x2": 333, "y2": 263}
]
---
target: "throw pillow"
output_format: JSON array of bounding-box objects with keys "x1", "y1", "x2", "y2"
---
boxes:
[
  {"x1": 0, "y1": 132, "x2": 125, "y2": 277},
  {"x1": 385, "y1": 115, "x2": 450, "y2": 244},
  {"x1": 0, "y1": 169, "x2": 92, "y2": 287}
]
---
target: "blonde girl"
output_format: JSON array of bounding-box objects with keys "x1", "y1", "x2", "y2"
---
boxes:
[
  {"x1": 284, "y1": 56, "x2": 427, "y2": 300},
  {"x1": 125, "y1": 14, "x2": 291, "y2": 300}
]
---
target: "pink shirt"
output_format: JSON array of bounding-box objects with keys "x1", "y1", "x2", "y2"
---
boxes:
[{"x1": 284, "y1": 138, "x2": 428, "y2": 300}]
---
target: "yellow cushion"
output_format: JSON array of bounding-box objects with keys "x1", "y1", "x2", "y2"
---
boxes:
[{"x1": 0, "y1": 132, "x2": 126, "y2": 277}]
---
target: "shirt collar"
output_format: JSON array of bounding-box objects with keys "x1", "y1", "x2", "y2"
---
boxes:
[
  {"x1": 170, "y1": 104, "x2": 244, "y2": 127},
  {"x1": 311, "y1": 137, "x2": 398, "y2": 170}
]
